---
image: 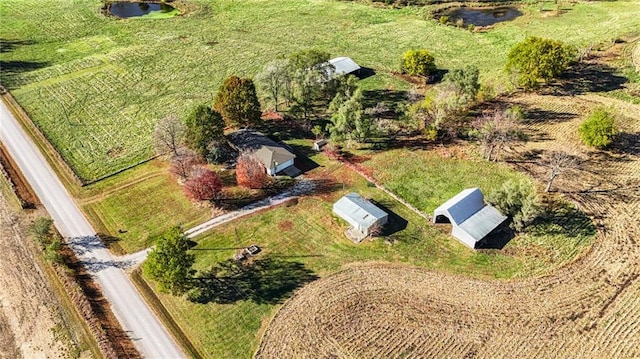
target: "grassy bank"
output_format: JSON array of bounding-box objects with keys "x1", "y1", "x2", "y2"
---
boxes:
[{"x1": 1, "y1": 0, "x2": 638, "y2": 181}]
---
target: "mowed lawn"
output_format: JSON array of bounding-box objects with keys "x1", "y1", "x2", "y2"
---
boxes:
[
  {"x1": 147, "y1": 147, "x2": 594, "y2": 359},
  {"x1": 81, "y1": 160, "x2": 211, "y2": 253},
  {"x1": 1, "y1": 0, "x2": 639, "y2": 181}
]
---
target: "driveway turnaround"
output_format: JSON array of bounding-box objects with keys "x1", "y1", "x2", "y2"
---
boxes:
[{"x1": 0, "y1": 99, "x2": 185, "y2": 358}]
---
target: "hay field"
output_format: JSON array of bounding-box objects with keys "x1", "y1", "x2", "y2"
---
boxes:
[
  {"x1": 256, "y1": 94, "x2": 640, "y2": 358},
  {"x1": 1, "y1": 0, "x2": 639, "y2": 181}
]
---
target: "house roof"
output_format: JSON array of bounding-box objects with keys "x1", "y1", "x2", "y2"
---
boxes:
[
  {"x1": 328, "y1": 57, "x2": 361, "y2": 76},
  {"x1": 333, "y1": 193, "x2": 387, "y2": 230},
  {"x1": 255, "y1": 145, "x2": 296, "y2": 169},
  {"x1": 434, "y1": 188, "x2": 507, "y2": 247},
  {"x1": 227, "y1": 129, "x2": 296, "y2": 170}
]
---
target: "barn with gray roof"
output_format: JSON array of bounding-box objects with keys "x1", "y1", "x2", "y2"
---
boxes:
[{"x1": 333, "y1": 193, "x2": 388, "y2": 242}]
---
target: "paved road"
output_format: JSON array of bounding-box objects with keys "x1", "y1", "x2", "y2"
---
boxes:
[{"x1": 0, "y1": 99, "x2": 184, "y2": 358}]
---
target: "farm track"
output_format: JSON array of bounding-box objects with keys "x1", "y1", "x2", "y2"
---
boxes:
[{"x1": 256, "y1": 94, "x2": 640, "y2": 358}]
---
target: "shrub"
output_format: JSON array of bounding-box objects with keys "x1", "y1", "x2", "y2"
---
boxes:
[
  {"x1": 578, "y1": 107, "x2": 617, "y2": 149},
  {"x1": 236, "y1": 152, "x2": 272, "y2": 189},
  {"x1": 439, "y1": 15, "x2": 449, "y2": 25},
  {"x1": 183, "y1": 167, "x2": 223, "y2": 202},
  {"x1": 401, "y1": 49, "x2": 436, "y2": 77},
  {"x1": 505, "y1": 36, "x2": 576, "y2": 89},
  {"x1": 486, "y1": 180, "x2": 541, "y2": 232}
]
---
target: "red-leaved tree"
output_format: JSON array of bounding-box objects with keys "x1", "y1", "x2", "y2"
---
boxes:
[
  {"x1": 236, "y1": 152, "x2": 272, "y2": 189},
  {"x1": 183, "y1": 167, "x2": 223, "y2": 202}
]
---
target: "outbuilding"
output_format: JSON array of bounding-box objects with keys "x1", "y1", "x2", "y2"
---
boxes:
[
  {"x1": 327, "y1": 57, "x2": 361, "y2": 77},
  {"x1": 433, "y1": 188, "x2": 507, "y2": 249},
  {"x1": 333, "y1": 193, "x2": 388, "y2": 242}
]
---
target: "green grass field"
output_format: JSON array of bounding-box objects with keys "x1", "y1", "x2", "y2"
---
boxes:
[
  {"x1": 145, "y1": 147, "x2": 594, "y2": 358},
  {"x1": 1, "y1": 0, "x2": 638, "y2": 181},
  {"x1": 81, "y1": 160, "x2": 211, "y2": 253}
]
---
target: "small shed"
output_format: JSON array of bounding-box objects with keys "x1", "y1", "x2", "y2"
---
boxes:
[
  {"x1": 333, "y1": 193, "x2": 388, "y2": 241},
  {"x1": 328, "y1": 57, "x2": 361, "y2": 77},
  {"x1": 433, "y1": 188, "x2": 507, "y2": 249},
  {"x1": 313, "y1": 139, "x2": 328, "y2": 152}
]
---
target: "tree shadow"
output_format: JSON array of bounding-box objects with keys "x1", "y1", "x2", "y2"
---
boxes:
[
  {"x1": 521, "y1": 108, "x2": 578, "y2": 124},
  {"x1": 0, "y1": 39, "x2": 36, "y2": 53},
  {"x1": 362, "y1": 89, "x2": 409, "y2": 116},
  {"x1": 0, "y1": 39, "x2": 49, "y2": 89},
  {"x1": 187, "y1": 256, "x2": 318, "y2": 305},
  {"x1": 528, "y1": 200, "x2": 596, "y2": 238},
  {"x1": 546, "y1": 61, "x2": 627, "y2": 96},
  {"x1": 610, "y1": 132, "x2": 640, "y2": 156}
]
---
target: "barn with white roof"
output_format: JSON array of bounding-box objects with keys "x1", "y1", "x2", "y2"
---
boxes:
[{"x1": 433, "y1": 188, "x2": 507, "y2": 249}]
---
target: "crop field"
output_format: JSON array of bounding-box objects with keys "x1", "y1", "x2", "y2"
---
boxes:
[
  {"x1": 1, "y1": 0, "x2": 639, "y2": 181},
  {"x1": 256, "y1": 91, "x2": 640, "y2": 357}
]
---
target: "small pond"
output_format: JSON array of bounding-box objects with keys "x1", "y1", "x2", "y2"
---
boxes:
[
  {"x1": 446, "y1": 7, "x2": 522, "y2": 27},
  {"x1": 108, "y1": 2, "x2": 178, "y2": 19}
]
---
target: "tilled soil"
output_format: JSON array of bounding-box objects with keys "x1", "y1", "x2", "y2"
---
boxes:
[
  {"x1": 0, "y1": 192, "x2": 83, "y2": 358},
  {"x1": 256, "y1": 95, "x2": 640, "y2": 358}
]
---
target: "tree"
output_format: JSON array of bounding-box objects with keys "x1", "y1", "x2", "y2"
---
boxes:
[
  {"x1": 256, "y1": 59, "x2": 291, "y2": 112},
  {"x1": 153, "y1": 114, "x2": 186, "y2": 157},
  {"x1": 143, "y1": 226, "x2": 195, "y2": 295},
  {"x1": 287, "y1": 49, "x2": 334, "y2": 120},
  {"x1": 30, "y1": 217, "x2": 54, "y2": 246},
  {"x1": 441, "y1": 65, "x2": 480, "y2": 107},
  {"x1": 401, "y1": 49, "x2": 436, "y2": 77},
  {"x1": 578, "y1": 107, "x2": 617, "y2": 149},
  {"x1": 289, "y1": 49, "x2": 331, "y2": 74},
  {"x1": 184, "y1": 104, "x2": 225, "y2": 158},
  {"x1": 543, "y1": 150, "x2": 580, "y2": 192},
  {"x1": 183, "y1": 167, "x2": 223, "y2": 202},
  {"x1": 327, "y1": 88, "x2": 370, "y2": 146},
  {"x1": 236, "y1": 152, "x2": 272, "y2": 189},
  {"x1": 169, "y1": 148, "x2": 202, "y2": 181},
  {"x1": 214, "y1": 76, "x2": 262, "y2": 128},
  {"x1": 505, "y1": 36, "x2": 576, "y2": 89},
  {"x1": 471, "y1": 108, "x2": 522, "y2": 162},
  {"x1": 486, "y1": 180, "x2": 541, "y2": 232},
  {"x1": 205, "y1": 139, "x2": 234, "y2": 165}
]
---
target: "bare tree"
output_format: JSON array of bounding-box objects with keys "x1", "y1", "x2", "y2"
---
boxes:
[
  {"x1": 543, "y1": 150, "x2": 581, "y2": 192},
  {"x1": 153, "y1": 114, "x2": 186, "y2": 157},
  {"x1": 256, "y1": 59, "x2": 291, "y2": 112},
  {"x1": 169, "y1": 148, "x2": 202, "y2": 181},
  {"x1": 472, "y1": 108, "x2": 522, "y2": 162}
]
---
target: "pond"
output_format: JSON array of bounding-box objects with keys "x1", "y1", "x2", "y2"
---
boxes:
[
  {"x1": 446, "y1": 7, "x2": 522, "y2": 27},
  {"x1": 108, "y1": 1, "x2": 178, "y2": 19}
]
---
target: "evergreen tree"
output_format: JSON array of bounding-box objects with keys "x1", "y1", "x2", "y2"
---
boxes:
[{"x1": 214, "y1": 76, "x2": 262, "y2": 128}]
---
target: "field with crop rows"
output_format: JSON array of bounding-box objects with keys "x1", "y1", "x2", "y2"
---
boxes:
[
  {"x1": 2, "y1": 0, "x2": 639, "y2": 181},
  {"x1": 257, "y1": 92, "x2": 640, "y2": 358}
]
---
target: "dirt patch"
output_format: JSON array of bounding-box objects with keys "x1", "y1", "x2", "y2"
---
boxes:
[
  {"x1": 0, "y1": 143, "x2": 39, "y2": 208},
  {"x1": 278, "y1": 220, "x2": 294, "y2": 232}
]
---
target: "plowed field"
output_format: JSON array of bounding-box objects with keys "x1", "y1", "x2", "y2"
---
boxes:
[{"x1": 256, "y1": 95, "x2": 640, "y2": 358}]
